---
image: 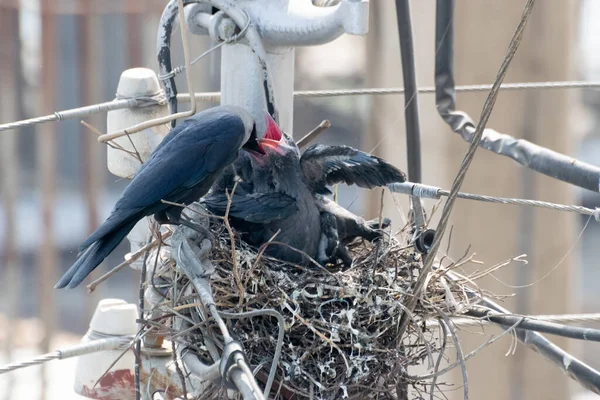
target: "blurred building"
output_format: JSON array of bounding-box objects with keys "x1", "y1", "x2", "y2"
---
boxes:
[{"x1": 1, "y1": 0, "x2": 600, "y2": 399}]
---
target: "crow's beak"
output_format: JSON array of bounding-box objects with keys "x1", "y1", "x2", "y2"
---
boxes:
[{"x1": 259, "y1": 112, "x2": 283, "y2": 150}]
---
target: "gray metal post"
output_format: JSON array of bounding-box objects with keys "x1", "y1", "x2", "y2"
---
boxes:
[{"x1": 186, "y1": 0, "x2": 369, "y2": 135}]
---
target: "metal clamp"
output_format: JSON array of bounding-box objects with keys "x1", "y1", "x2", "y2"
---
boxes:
[
  {"x1": 219, "y1": 341, "x2": 249, "y2": 390},
  {"x1": 187, "y1": 0, "x2": 369, "y2": 46}
]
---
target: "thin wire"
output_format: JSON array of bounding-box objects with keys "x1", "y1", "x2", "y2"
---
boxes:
[
  {"x1": 157, "y1": 13, "x2": 251, "y2": 81},
  {"x1": 0, "y1": 336, "x2": 133, "y2": 375},
  {"x1": 1, "y1": 80, "x2": 598, "y2": 133},
  {"x1": 388, "y1": 181, "x2": 600, "y2": 220},
  {"x1": 435, "y1": 313, "x2": 600, "y2": 328},
  {"x1": 0, "y1": 353, "x2": 60, "y2": 374},
  {"x1": 291, "y1": 80, "x2": 600, "y2": 98},
  {"x1": 457, "y1": 307, "x2": 600, "y2": 342},
  {"x1": 219, "y1": 309, "x2": 285, "y2": 399},
  {"x1": 97, "y1": 0, "x2": 197, "y2": 143},
  {"x1": 489, "y1": 215, "x2": 592, "y2": 289}
]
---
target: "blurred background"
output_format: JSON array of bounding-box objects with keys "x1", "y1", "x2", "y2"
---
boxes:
[{"x1": 1, "y1": 0, "x2": 600, "y2": 398}]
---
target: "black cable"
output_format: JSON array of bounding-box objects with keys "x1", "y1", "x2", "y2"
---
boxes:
[
  {"x1": 395, "y1": 0, "x2": 422, "y2": 183},
  {"x1": 467, "y1": 307, "x2": 600, "y2": 342},
  {"x1": 434, "y1": 0, "x2": 600, "y2": 193},
  {"x1": 157, "y1": 0, "x2": 203, "y2": 128}
]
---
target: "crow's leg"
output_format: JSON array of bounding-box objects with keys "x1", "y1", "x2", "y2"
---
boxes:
[
  {"x1": 365, "y1": 216, "x2": 392, "y2": 231},
  {"x1": 154, "y1": 208, "x2": 214, "y2": 243},
  {"x1": 317, "y1": 212, "x2": 353, "y2": 270},
  {"x1": 334, "y1": 245, "x2": 353, "y2": 271},
  {"x1": 317, "y1": 212, "x2": 340, "y2": 266},
  {"x1": 176, "y1": 214, "x2": 213, "y2": 242},
  {"x1": 342, "y1": 216, "x2": 392, "y2": 243},
  {"x1": 153, "y1": 210, "x2": 170, "y2": 225}
]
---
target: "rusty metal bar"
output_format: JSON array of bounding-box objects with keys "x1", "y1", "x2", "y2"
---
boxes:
[
  {"x1": 77, "y1": 0, "x2": 104, "y2": 320},
  {"x1": 39, "y1": 2, "x2": 58, "y2": 399},
  {"x1": 0, "y1": 6, "x2": 20, "y2": 400}
]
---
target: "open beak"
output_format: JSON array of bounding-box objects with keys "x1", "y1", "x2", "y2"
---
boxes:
[
  {"x1": 242, "y1": 126, "x2": 265, "y2": 155},
  {"x1": 258, "y1": 112, "x2": 283, "y2": 150}
]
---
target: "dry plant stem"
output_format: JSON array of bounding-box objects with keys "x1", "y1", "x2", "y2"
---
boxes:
[
  {"x1": 81, "y1": 120, "x2": 139, "y2": 159},
  {"x1": 98, "y1": 0, "x2": 196, "y2": 143},
  {"x1": 372, "y1": 189, "x2": 386, "y2": 280},
  {"x1": 93, "y1": 330, "x2": 146, "y2": 389},
  {"x1": 434, "y1": 307, "x2": 468, "y2": 400},
  {"x1": 429, "y1": 319, "x2": 448, "y2": 400},
  {"x1": 223, "y1": 182, "x2": 245, "y2": 306},
  {"x1": 219, "y1": 309, "x2": 285, "y2": 398},
  {"x1": 86, "y1": 230, "x2": 172, "y2": 292},
  {"x1": 135, "y1": 236, "x2": 152, "y2": 400},
  {"x1": 409, "y1": 319, "x2": 523, "y2": 381},
  {"x1": 172, "y1": 339, "x2": 188, "y2": 398},
  {"x1": 124, "y1": 130, "x2": 143, "y2": 165},
  {"x1": 396, "y1": 303, "x2": 434, "y2": 368},
  {"x1": 468, "y1": 254, "x2": 527, "y2": 281},
  {"x1": 396, "y1": 0, "x2": 536, "y2": 339},
  {"x1": 243, "y1": 229, "x2": 281, "y2": 287},
  {"x1": 297, "y1": 120, "x2": 331, "y2": 149}
]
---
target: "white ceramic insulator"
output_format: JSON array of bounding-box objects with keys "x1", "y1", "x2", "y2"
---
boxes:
[
  {"x1": 106, "y1": 68, "x2": 170, "y2": 179},
  {"x1": 74, "y1": 299, "x2": 138, "y2": 399}
]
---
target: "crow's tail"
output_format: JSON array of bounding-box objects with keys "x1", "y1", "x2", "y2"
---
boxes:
[{"x1": 55, "y1": 220, "x2": 136, "y2": 289}]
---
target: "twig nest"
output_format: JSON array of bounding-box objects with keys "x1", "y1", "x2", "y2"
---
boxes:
[{"x1": 195, "y1": 224, "x2": 466, "y2": 399}]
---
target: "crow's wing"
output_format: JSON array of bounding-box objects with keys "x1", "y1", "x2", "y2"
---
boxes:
[
  {"x1": 211, "y1": 151, "x2": 255, "y2": 195},
  {"x1": 80, "y1": 115, "x2": 245, "y2": 249},
  {"x1": 300, "y1": 144, "x2": 407, "y2": 194},
  {"x1": 203, "y1": 192, "x2": 297, "y2": 224}
]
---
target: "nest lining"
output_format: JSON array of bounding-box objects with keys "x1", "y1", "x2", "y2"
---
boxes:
[{"x1": 149, "y1": 216, "x2": 473, "y2": 399}]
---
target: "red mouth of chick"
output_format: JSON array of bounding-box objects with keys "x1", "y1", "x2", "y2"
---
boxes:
[{"x1": 258, "y1": 113, "x2": 283, "y2": 150}]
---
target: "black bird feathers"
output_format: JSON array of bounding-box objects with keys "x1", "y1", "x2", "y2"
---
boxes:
[
  {"x1": 56, "y1": 105, "x2": 260, "y2": 289},
  {"x1": 300, "y1": 143, "x2": 407, "y2": 194},
  {"x1": 204, "y1": 137, "x2": 407, "y2": 267}
]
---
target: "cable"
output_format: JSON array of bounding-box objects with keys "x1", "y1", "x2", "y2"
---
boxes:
[
  {"x1": 388, "y1": 181, "x2": 600, "y2": 220},
  {"x1": 395, "y1": 0, "x2": 423, "y2": 184},
  {"x1": 2, "y1": 80, "x2": 599, "y2": 133},
  {"x1": 427, "y1": 313, "x2": 600, "y2": 328},
  {"x1": 446, "y1": 270, "x2": 600, "y2": 395},
  {"x1": 396, "y1": 0, "x2": 537, "y2": 345},
  {"x1": 0, "y1": 336, "x2": 132, "y2": 375},
  {"x1": 430, "y1": 310, "x2": 600, "y2": 342},
  {"x1": 219, "y1": 309, "x2": 285, "y2": 399},
  {"x1": 292, "y1": 80, "x2": 600, "y2": 97}
]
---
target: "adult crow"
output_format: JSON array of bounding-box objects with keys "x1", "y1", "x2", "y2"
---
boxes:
[
  {"x1": 55, "y1": 105, "x2": 264, "y2": 289},
  {"x1": 204, "y1": 114, "x2": 406, "y2": 267}
]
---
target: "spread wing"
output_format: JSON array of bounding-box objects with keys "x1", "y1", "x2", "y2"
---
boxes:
[
  {"x1": 300, "y1": 144, "x2": 407, "y2": 194},
  {"x1": 202, "y1": 192, "x2": 297, "y2": 224}
]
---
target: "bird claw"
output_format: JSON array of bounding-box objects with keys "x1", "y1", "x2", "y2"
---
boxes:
[
  {"x1": 322, "y1": 245, "x2": 353, "y2": 271},
  {"x1": 353, "y1": 216, "x2": 392, "y2": 243},
  {"x1": 179, "y1": 217, "x2": 214, "y2": 242},
  {"x1": 365, "y1": 216, "x2": 392, "y2": 231}
]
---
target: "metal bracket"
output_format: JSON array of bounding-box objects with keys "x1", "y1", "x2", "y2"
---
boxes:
[{"x1": 219, "y1": 341, "x2": 249, "y2": 390}]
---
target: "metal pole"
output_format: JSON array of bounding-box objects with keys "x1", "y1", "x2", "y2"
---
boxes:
[
  {"x1": 78, "y1": 0, "x2": 103, "y2": 319},
  {"x1": 394, "y1": 0, "x2": 422, "y2": 183}
]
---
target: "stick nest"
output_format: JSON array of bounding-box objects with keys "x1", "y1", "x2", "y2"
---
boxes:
[{"x1": 151, "y1": 215, "x2": 473, "y2": 399}]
